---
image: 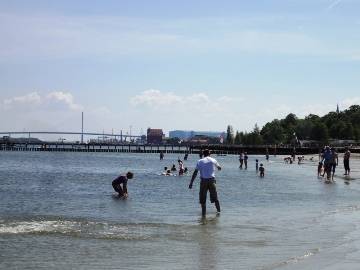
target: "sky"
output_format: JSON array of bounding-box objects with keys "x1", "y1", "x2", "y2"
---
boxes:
[{"x1": 0, "y1": 0, "x2": 359, "y2": 139}]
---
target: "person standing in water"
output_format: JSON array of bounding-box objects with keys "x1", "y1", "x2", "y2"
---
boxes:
[
  {"x1": 189, "y1": 149, "x2": 221, "y2": 217},
  {"x1": 321, "y1": 146, "x2": 333, "y2": 181},
  {"x1": 330, "y1": 147, "x2": 338, "y2": 181},
  {"x1": 112, "y1": 171, "x2": 134, "y2": 198},
  {"x1": 178, "y1": 159, "x2": 185, "y2": 176},
  {"x1": 244, "y1": 152, "x2": 248, "y2": 169},
  {"x1": 160, "y1": 151, "x2": 164, "y2": 160},
  {"x1": 239, "y1": 152, "x2": 244, "y2": 169},
  {"x1": 259, "y1": 164, "x2": 265, "y2": 177},
  {"x1": 344, "y1": 147, "x2": 351, "y2": 176},
  {"x1": 255, "y1": 159, "x2": 259, "y2": 172}
]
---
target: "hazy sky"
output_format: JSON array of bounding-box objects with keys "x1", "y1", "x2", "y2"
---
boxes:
[{"x1": 0, "y1": 0, "x2": 359, "y2": 137}]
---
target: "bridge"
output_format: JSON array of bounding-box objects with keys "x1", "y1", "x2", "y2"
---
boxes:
[{"x1": 0, "y1": 131, "x2": 142, "y2": 142}]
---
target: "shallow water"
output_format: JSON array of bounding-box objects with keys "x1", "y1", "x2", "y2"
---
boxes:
[{"x1": 1, "y1": 151, "x2": 360, "y2": 269}]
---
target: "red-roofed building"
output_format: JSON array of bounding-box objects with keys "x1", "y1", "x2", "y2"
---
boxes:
[{"x1": 147, "y1": 128, "x2": 164, "y2": 144}]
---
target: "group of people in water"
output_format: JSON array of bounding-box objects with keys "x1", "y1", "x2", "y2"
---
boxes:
[
  {"x1": 238, "y1": 152, "x2": 265, "y2": 177},
  {"x1": 112, "y1": 147, "x2": 352, "y2": 216},
  {"x1": 318, "y1": 146, "x2": 351, "y2": 183},
  {"x1": 162, "y1": 160, "x2": 189, "y2": 176}
]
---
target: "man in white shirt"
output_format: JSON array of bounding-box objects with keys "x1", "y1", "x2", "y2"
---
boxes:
[{"x1": 189, "y1": 149, "x2": 221, "y2": 216}]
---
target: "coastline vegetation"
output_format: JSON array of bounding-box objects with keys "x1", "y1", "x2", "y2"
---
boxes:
[{"x1": 226, "y1": 105, "x2": 360, "y2": 145}]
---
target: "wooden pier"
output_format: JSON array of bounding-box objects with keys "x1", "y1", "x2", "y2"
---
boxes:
[
  {"x1": 0, "y1": 142, "x2": 191, "y2": 154},
  {"x1": 1, "y1": 142, "x2": 358, "y2": 155}
]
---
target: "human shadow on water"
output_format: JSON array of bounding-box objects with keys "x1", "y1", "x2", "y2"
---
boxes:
[{"x1": 196, "y1": 214, "x2": 219, "y2": 270}]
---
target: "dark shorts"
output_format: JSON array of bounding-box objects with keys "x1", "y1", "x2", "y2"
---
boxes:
[
  {"x1": 344, "y1": 159, "x2": 350, "y2": 171},
  {"x1": 112, "y1": 182, "x2": 124, "y2": 196},
  {"x1": 199, "y1": 178, "x2": 218, "y2": 204},
  {"x1": 324, "y1": 162, "x2": 332, "y2": 173}
]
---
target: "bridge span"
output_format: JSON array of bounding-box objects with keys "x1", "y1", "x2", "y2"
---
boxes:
[{"x1": 0, "y1": 131, "x2": 142, "y2": 141}]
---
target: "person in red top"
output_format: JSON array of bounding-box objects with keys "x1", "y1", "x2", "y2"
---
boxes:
[{"x1": 112, "y1": 171, "x2": 134, "y2": 198}]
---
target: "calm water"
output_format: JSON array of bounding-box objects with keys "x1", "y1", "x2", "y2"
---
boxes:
[{"x1": 1, "y1": 151, "x2": 360, "y2": 269}]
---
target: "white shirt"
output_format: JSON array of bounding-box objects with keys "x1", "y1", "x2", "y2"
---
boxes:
[{"x1": 196, "y1": 156, "x2": 220, "y2": 179}]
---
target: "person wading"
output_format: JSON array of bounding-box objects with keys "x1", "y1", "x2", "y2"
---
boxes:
[{"x1": 188, "y1": 149, "x2": 221, "y2": 217}]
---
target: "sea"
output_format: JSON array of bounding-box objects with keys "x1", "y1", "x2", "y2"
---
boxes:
[{"x1": 1, "y1": 151, "x2": 360, "y2": 270}]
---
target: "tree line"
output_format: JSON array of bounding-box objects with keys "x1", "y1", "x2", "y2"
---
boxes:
[{"x1": 226, "y1": 105, "x2": 360, "y2": 145}]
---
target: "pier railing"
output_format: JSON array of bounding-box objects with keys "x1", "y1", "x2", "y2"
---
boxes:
[
  {"x1": 0, "y1": 142, "x2": 191, "y2": 154},
  {"x1": 1, "y1": 142, "x2": 358, "y2": 155}
]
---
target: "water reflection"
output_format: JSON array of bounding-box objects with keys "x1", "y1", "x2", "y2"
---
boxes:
[{"x1": 197, "y1": 215, "x2": 219, "y2": 270}]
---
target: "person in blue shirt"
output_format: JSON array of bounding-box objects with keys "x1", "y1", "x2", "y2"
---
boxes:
[{"x1": 321, "y1": 146, "x2": 333, "y2": 181}]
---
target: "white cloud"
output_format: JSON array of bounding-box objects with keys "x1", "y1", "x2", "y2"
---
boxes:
[
  {"x1": 3, "y1": 92, "x2": 41, "y2": 108},
  {"x1": 340, "y1": 97, "x2": 360, "y2": 109},
  {"x1": 128, "y1": 89, "x2": 243, "y2": 132},
  {"x1": 130, "y1": 89, "x2": 238, "y2": 113},
  {"x1": 130, "y1": 89, "x2": 182, "y2": 106},
  {"x1": 0, "y1": 91, "x2": 114, "y2": 135},
  {"x1": 46, "y1": 91, "x2": 83, "y2": 111},
  {"x1": 2, "y1": 91, "x2": 83, "y2": 111}
]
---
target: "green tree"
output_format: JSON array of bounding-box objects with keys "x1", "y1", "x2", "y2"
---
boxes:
[
  {"x1": 354, "y1": 127, "x2": 360, "y2": 141},
  {"x1": 322, "y1": 111, "x2": 339, "y2": 129},
  {"x1": 295, "y1": 119, "x2": 313, "y2": 140},
  {"x1": 252, "y1": 124, "x2": 263, "y2": 145},
  {"x1": 261, "y1": 120, "x2": 285, "y2": 144},
  {"x1": 329, "y1": 121, "x2": 346, "y2": 139},
  {"x1": 344, "y1": 122, "x2": 354, "y2": 140},
  {"x1": 310, "y1": 121, "x2": 329, "y2": 143},
  {"x1": 234, "y1": 131, "x2": 242, "y2": 145},
  {"x1": 226, "y1": 125, "x2": 234, "y2": 144},
  {"x1": 305, "y1": 114, "x2": 320, "y2": 122},
  {"x1": 283, "y1": 113, "x2": 298, "y2": 128}
]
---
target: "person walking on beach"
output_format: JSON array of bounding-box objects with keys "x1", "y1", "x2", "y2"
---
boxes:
[
  {"x1": 344, "y1": 147, "x2": 351, "y2": 176},
  {"x1": 189, "y1": 149, "x2": 221, "y2": 217},
  {"x1": 112, "y1": 171, "x2": 134, "y2": 198},
  {"x1": 321, "y1": 146, "x2": 333, "y2": 181},
  {"x1": 330, "y1": 147, "x2": 338, "y2": 181},
  {"x1": 160, "y1": 151, "x2": 164, "y2": 160},
  {"x1": 239, "y1": 152, "x2": 244, "y2": 168}
]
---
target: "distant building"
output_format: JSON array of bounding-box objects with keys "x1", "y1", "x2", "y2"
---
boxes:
[
  {"x1": 147, "y1": 128, "x2": 164, "y2": 144},
  {"x1": 169, "y1": 130, "x2": 226, "y2": 140},
  {"x1": 187, "y1": 135, "x2": 223, "y2": 145}
]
